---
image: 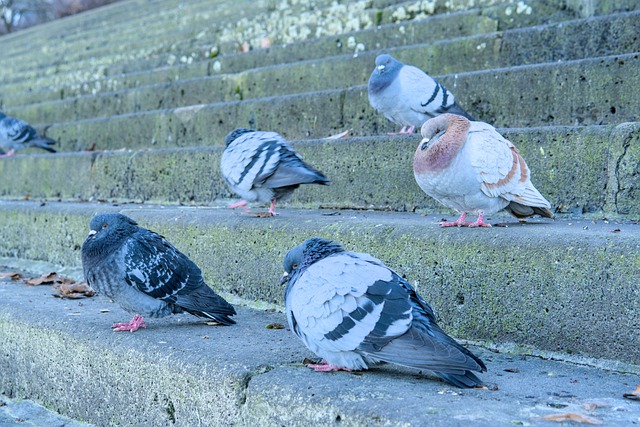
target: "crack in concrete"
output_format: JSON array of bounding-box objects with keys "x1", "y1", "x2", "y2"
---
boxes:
[{"x1": 612, "y1": 127, "x2": 633, "y2": 214}]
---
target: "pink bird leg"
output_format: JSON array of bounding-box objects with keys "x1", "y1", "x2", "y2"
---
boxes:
[
  {"x1": 228, "y1": 200, "x2": 251, "y2": 213},
  {"x1": 307, "y1": 359, "x2": 352, "y2": 372},
  {"x1": 0, "y1": 149, "x2": 16, "y2": 158},
  {"x1": 440, "y1": 212, "x2": 471, "y2": 227},
  {"x1": 112, "y1": 314, "x2": 147, "y2": 332},
  {"x1": 388, "y1": 125, "x2": 415, "y2": 136},
  {"x1": 466, "y1": 212, "x2": 492, "y2": 228},
  {"x1": 267, "y1": 199, "x2": 278, "y2": 216}
]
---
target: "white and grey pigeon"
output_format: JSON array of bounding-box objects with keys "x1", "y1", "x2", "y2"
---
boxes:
[
  {"x1": 368, "y1": 54, "x2": 474, "y2": 135},
  {"x1": 81, "y1": 213, "x2": 236, "y2": 332},
  {"x1": 0, "y1": 112, "x2": 56, "y2": 157},
  {"x1": 282, "y1": 237, "x2": 486, "y2": 388},
  {"x1": 414, "y1": 113, "x2": 553, "y2": 227},
  {"x1": 221, "y1": 128, "x2": 330, "y2": 216}
]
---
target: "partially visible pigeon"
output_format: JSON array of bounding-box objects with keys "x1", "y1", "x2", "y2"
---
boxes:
[
  {"x1": 81, "y1": 213, "x2": 236, "y2": 332},
  {"x1": 0, "y1": 112, "x2": 56, "y2": 157},
  {"x1": 413, "y1": 114, "x2": 553, "y2": 227},
  {"x1": 221, "y1": 128, "x2": 330, "y2": 216},
  {"x1": 368, "y1": 54, "x2": 474, "y2": 134},
  {"x1": 282, "y1": 237, "x2": 486, "y2": 388}
]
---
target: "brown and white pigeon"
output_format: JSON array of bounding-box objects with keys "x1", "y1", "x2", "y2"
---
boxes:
[
  {"x1": 368, "y1": 54, "x2": 474, "y2": 135},
  {"x1": 0, "y1": 112, "x2": 56, "y2": 157},
  {"x1": 221, "y1": 128, "x2": 330, "y2": 216},
  {"x1": 282, "y1": 237, "x2": 486, "y2": 388},
  {"x1": 413, "y1": 114, "x2": 553, "y2": 227},
  {"x1": 81, "y1": 213, "x2": 236, "y2": 332}
]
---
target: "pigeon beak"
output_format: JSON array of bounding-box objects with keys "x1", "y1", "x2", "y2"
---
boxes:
[
  {"x1": 376, "y1": 64, "x2": 385, "y2": 73},
  {"x1": 88, "y1": 230, "x2": 97, "y2": 237},
  {"x1": 280, "y1": 271, "x2": 289, "y2": 286}
]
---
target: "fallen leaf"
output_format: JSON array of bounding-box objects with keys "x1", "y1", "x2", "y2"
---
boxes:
[
  {"x1": 302, "y1": 357, "x2": 320, "y2": 365},
  {"x1": 0, "y1": 272, "x2": 23, "y2": 281},
  {"x1": 26, "y1": 272, "x2": 60, "y2": 286},
  {"x1": 623, "y1": 384, "x2": 640, "y2": 400},
  {"x1": 52, "y1": 281, "x2": 96, "y2": 299},
  {"x1": 99, "y1": 309, "x2": 110, "y2": 313},
  {"x1": 202, "y1": 335, "x2": 210, "y2": 339},
  {"x1": 324, "y1": 129, "x2": 351, "y2": 139},
  {"x1": 534, "y1": 413, "x2": 602, "y2": 424},
  {"x1": 611, "y1": 229, "x2": 621, "y2": 233},
  {"x1": 24, "y1": 193, "x2": 30, "y2": 200},
  {"x1": 240, "y1": 41, "x2": 250, "y2": 52},
  {"x1": 504, "y1": 368, "x2": 520, "y2": 373},
  {"x1": 84, "y1": 143, "x2": 97, "y2": 152},
  {"x1": 265, "y1": 322, "x2": 285, "y2": 329}
]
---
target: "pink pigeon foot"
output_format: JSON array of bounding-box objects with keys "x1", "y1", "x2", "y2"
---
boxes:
[
  {"x1": 112, "y1": 314, "x2": 147, "y2": 332},
  {"x1": 388, "y1": 125, "x2": 415, "y2": 136},
  {"x1": 267, "y1": 199, "x2": 278, "y2": 216},
  {"x1": 466, "y1": 213, "x2": 492, "y2": 228},
  {"x1": 307, "y1": 359, "x2": 352, "y2": 372},
  {"x1": 440, "y1": 212, "x2": 471, "y2": 227},
  {"x1": 0, "y1": 149, "x2": 16, "y2": 158},
  {"x1": 228, "y1": 200, "x2": 251, "y2": 213}
]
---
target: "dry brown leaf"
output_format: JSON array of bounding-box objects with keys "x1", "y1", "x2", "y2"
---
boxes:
[
  {"x1": 26, "y1": 272, "x2": 60, "y2": 286},
  {"x1": 623, "y1": 384, "x2": 640, "y2": 400},
  {"x1": 324, "y1": 129, "x2": 351, "y2": 139},
  {"x1": 0, "y1": 272, "x2": 23, "y2": 281},
  {"x1": 240, "y1": 41, "x2": 250, "y2": 52},
  {"x1": 52, "y1": 281, "x2": 96, "y2": 299},
  {"x1": 535, "y1": 413, "x2": 602, "y2": 424}
]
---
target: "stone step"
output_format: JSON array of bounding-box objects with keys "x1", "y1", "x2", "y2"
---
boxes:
[
  {"x1": 0, "y1": 200, "x2": 638, "y2": 365},
  {"x1": 0, "y1": 0, "x2": 543, "y2": 104},
  {"x1": 2, "y1": 273, "x2": 639, "y2": 426},
  {"x1": 6, "y1": 10, "x2": 640, "y2": 124},
  {"x1": 10, "y1": 52, "x2": 635, "y2": 150},
  {"x1": 0, "y1": 124, "x2": 637, "y2": 217},
  {"x1": 1, "y1": 0, "x2": 508, "y2": 84}
]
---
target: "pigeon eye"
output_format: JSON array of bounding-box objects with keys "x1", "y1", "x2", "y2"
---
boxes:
[
  {"x1": 292, "y1": 263, "x2": 298, "y2": 270},
  {"x1": 102, "y1": 223, "x2": 108, "y2": 229}
]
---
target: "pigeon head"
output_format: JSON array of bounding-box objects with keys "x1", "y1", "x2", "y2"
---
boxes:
[
  {"x1": 414, "y1": 114, "x2": 471, "y2": 173},
  {"x1": 281, "y1": 237, "x2": 345, "y2": 285},
  {"x1": 368, "y1": 54, "x2": 403, "y2": 94},
  {"x1": 82, "y1": 213, "x2": 139, "y2": 259},
  {"x1": 224, "y1": 128, "x2": 256, "y2": 147}
]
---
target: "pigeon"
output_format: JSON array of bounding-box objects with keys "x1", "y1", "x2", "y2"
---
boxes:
[
  {"x1": 221, "y1": 128, "x2": 330, "y2": 216},
  {"x1": 413, "y1": 114, "x2": 553, "y2": 227},
  {"x1": 81, "y1": 213, "x2": 236, "y2": 332},
  {"x1": 281, "y1": 237, "x2": 486, "y2": 388},
  {"x1": 0, "y1": 112, "x2": 56, "y2": 157},
  {"x1": 368, "y1": 54, "x2": 474, "y2": 134}
]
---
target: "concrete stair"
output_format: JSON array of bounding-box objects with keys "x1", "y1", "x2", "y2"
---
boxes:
[{"x1": 1, "y1": 0, "x2": 639, "y2": 425}]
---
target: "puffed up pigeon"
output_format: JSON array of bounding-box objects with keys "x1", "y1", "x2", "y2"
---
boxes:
[
  {"x1": 0, "y1": 112, "x2": 56, "y2": 157},
  {"x1": 81, "y1": 213, "x2": 236, "y2": 331},
  {"x1": 221, "y1": 128, "x2": 330, "y2": 216},
  {"x1": 414, "y1": 114, "x2": 553, "y2": 227},
  {"x1": 282, "y1": 237, "x2": 486, "y2": 388},
  {"x1": 368, "y1": 54, "x2": 474, "y2": 134}
]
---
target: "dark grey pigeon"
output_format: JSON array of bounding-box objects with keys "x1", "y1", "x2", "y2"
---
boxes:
[
  {"x1": 368, "y1": 54, "x2": 474, "y2": 135},
  {"x1": 281, "y1": 237, "x2": 486, "y2": 388},
  {"x1": 221, "y1": 128, "x2": 330, "y2": 216},
  {"x1": 81, "y1": 213, "x2": 236, "y2": 332},
  {"x1": 0, "y1": 112, "x2": 56, "y2": 157}
]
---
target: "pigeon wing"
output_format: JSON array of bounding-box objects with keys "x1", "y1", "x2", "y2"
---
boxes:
[
  {"x1": 288, "y1": 252, "x2": 413, "y2": 355},
  {"x1": 122, "y1": 230, "x2": 202, "y2": 303},
  {"x1": 263, "y1": 146, "x2": 329, "y2": 188},
  {"x1": 0, "y1": 116, "x2": 37, "y2": 144},
  {"x1": 220, "y1": 131, "x2": 283, "y2": 192},
  {"x1": 400, "y1": 65, "x2": 453, "y2": 116},
  {"x1": 467, "y1": 123, "x2": 551, "y2": 208}
]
